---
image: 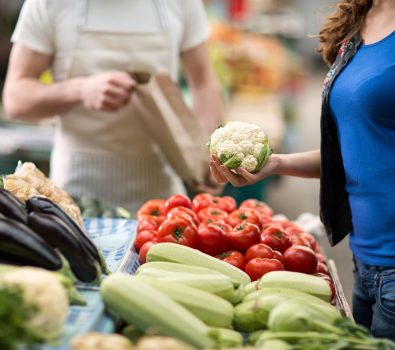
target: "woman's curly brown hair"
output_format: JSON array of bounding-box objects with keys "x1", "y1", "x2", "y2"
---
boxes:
[{"x1": 318, "y1": 0, "x2": 373, "y2": 65}]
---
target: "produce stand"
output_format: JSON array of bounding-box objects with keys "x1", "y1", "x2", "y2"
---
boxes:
[{"x1": 46, "y1": 218, "x2": 353, "y2": 350}]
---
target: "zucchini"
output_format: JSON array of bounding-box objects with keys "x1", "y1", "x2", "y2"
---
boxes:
[
  {"x1": 101, "y1": 273, "x2": 214, "y2": 349},
  {"x1": 258, "y1": 271, "x2": 332, "y2": 302},
  {"x1": 136, "y1": 276, "x2": 234, "y2": 328},
  {"x1": 147, "y1": 243, "x2": 250, "y2": 285}
]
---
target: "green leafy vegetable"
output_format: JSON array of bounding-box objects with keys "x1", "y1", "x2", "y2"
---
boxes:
[{"x1": 0, "y1": 286, "x2": 40, "y2": 350}]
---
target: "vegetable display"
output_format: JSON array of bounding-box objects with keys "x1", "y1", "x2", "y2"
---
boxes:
[
  {"x1": 135, "y1": 192, "x2": 334, "y2": 290},
  {"x1": 99, "y1": 240, "x2": 395, "y2": 349},
  {"x1": 207, "y1": 121, "x2": 271, "y2": 172}
]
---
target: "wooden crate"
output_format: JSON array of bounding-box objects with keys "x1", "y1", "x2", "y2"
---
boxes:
[{"x1": 328, "y1": 259, "x2": 353, "y2": 319}]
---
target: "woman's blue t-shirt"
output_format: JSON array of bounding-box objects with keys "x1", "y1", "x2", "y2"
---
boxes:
[{"x1": 329, "y1": 31, "x2": 395, "y2": 266}]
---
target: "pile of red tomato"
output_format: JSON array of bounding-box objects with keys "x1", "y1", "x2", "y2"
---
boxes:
[{"x1": 134, "y1": 193, "x2": 332, "y2": 283}]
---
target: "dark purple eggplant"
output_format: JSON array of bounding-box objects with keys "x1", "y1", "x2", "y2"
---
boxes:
[
  {"x1": 28, "y1": 212, "x2": 99, "y2": 283},
  {"x1": 25, "y1": 196, "x2": 106, "y2": 269},
  {"x1": 0, "y1": 188, "x2": 28, "y2": 224},
  {"x1": 0, "y1": 217, "x2": 62, "y2": 270}
]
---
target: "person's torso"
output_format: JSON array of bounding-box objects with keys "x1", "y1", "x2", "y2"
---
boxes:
[
  {"x1": 47, "y1": 0, "x2": 189, "y2": 82},
  {"x1": 329, "y1": 30, "x2": 395, "y2": 266}
]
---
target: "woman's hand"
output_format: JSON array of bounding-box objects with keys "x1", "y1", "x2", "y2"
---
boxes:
[{"x1": 209, "y1": 154, "x2": 280, "y2": 187}]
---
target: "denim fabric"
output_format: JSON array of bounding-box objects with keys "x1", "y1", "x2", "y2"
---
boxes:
[{"x1": 353, "y1": 257, "x2": 395, "y2": 341}]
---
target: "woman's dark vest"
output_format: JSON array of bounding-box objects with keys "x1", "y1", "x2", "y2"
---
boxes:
[{"x1": 320, "y1": 34, "x2": 363, "y2": 246}]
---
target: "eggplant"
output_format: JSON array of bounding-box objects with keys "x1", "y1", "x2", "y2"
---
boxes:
[
  {"x1": 0, "y1": 188, "x2": 28, "y2": 224},
  {"x1": 28, "y1": 212, "x2": 99, "y2": 283},
  {"x1": 0, "y1": 217, "x2": 62, "y2": 270},
  {"x1": 25, "y1": 196, "x2": 105, "y2": 268}
]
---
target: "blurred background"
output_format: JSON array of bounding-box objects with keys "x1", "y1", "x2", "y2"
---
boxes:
[{"x1": 0, "y1": 0, "x2": 353, "y2": 304}]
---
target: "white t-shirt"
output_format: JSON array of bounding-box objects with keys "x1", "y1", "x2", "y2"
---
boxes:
[{"x1": 11, "y1": 0, "x2": 210, "y2": 81}]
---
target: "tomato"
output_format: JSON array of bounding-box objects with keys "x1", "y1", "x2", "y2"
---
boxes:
[
  {"x1": 316, "y1": 253, "x2": 327, "y2": 265},
  {"x1": 218, "y1": 196, "x2": 237, "y2": 213},
  {"x1": 245, "y1": 243, "x2": 274, "y2": 262},
  {"x1": 197, "y1": 207, "x2": 228, "y2": 223},
  {"x1": 316, "y1": 262, "x2": 329, "y2": 275},
  {"x1": 283, "y1": 245, "x2": 318, "y2": 274},
  {"x1": 164, "y1": 194, "x2": 192, "y2": 214},
  {"x1": 284, "y1": 226, "x2": 305, "y2": 235},
  {"x1": 245, "y1": 258, "x2": 284, "y2": 281},
  {"x1": 197, "y1": 224, "x2": 229, "y2": 256},
  {"x1": 137, "y1": 214, "x2": 166, "y2": 226},
  {"x1": 239, "y1": 199, "x2": 274, "y2": 217},
  {"x1": 298, "y1": 232, "x2": 320, "y2": 253},
  {"x1": 261, "y1": 225, "x2": 291, "y2": 253},
  {"x1": 134, "y1": 230, "x2": 158, "y2": 252},
  {"x1": 226, "y1": 223, "x2": 261, "y2": 253},
  {"x1": 136, "y1": 199, "x2": 165, "y2": 219},
  {"x1": 139, "y1": 240, "x2": 156, "y2": 264},
  {"x1": 227, "y1": 209, "x2": 262, "y2": 229},
  {"x1": 289, "y1": 234, "x2": 311, "y2": 248},
  {"x1": 157, "y1": 216, "x2": 198, "y2": 248},
  {"x1": 137, "y1": 217, "x2": 159, "y2": 234},
  {"x1": 192, "y1": 193, "x2": 215, "y2": 213},
  {"x1": 272, "y1": 250, "x2": 285, "y2": 265},
  {"x1": 167, "y1": 206, "x2": 199, "y2": 225},
  {"x1": 217, "y1": 251, "x2": 246, "y2": 270},
  {"x1": 314, "y1": 273, "x2": 336, "y2": 302},
  {"x1": 198, "y1": 218, "x2": 226, "y2": 227},
  {"x1": 215, "y1": 222, "x2": 233, "y2": 235}
]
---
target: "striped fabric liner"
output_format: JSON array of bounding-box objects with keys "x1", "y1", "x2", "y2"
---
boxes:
[{"x1": 38, "y1": 218, "x2": 138, "y2": 350}]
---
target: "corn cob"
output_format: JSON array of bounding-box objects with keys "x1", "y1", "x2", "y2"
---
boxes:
[{"x1": 100, "y1": 273, "x2": 213, "y2": 349}]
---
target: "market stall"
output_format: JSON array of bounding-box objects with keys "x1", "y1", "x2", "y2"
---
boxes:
[{"x1": 2, "y1": 161, "x2": 393, "y2": 350}]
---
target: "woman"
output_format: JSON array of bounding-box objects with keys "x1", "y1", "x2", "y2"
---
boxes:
[
  {"x1": 3, "y1": 0, "x2": 224, "y2": 214},
  {"x1": 210, "y1": 0, "x2": 395, "y2": 340}
]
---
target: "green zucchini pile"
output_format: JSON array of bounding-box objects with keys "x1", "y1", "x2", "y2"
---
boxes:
[{"x1": 73, "y1": 196, "x2": 132, "y2": 219}]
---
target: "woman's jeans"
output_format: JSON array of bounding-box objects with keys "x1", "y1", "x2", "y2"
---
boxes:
[{"x1": 353, "y1": 257, "x2": 395, "y2": 341}]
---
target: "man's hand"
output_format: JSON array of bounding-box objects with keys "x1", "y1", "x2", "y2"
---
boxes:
[
  {"x1": 80, "y1": 71, "x2": 135, "y2": 112},
  {"x1": 187, "y1": 170, "x2": 225, "y2": 196}
]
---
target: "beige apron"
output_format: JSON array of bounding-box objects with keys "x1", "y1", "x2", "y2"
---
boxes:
[{"x1": 50, "y1": 0, "x2": 186, "y2": 214}]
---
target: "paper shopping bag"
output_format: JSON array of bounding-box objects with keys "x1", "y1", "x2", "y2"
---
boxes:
[{"x1": 131, "y1": 72, "x2": 207, "y2": 183}]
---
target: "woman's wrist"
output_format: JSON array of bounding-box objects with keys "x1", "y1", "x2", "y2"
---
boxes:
[{"x1": 269, "y1": 153, "x2": 285, "y2": 175}]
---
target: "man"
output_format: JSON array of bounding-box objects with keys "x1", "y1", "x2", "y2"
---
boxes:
[{"x1": 3, "y1": 0, "x2": 224, "y2": 212}]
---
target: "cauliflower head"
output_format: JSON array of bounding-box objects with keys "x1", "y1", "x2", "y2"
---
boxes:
[
  {"x1": 0, "y1": 267, "x2": 69, "y2": 340},
  {"x1": 208, "y1": 121, "x2": 271, "y2": 173},
  {"x1": 71, "y1": 332, "x2": 134, "y2": 350}
]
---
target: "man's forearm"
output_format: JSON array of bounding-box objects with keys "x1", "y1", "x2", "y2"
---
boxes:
[
  {"x1": 191, "y1": 81, "x2": 224, "y2": 137},
  {"x1": 3, "y1": 77, "x2": 83, "y2": 121}
]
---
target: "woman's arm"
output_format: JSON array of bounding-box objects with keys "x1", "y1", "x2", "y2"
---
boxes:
[{"x1": 210, "y1": 150, "x2": 321, "y2": 187}]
